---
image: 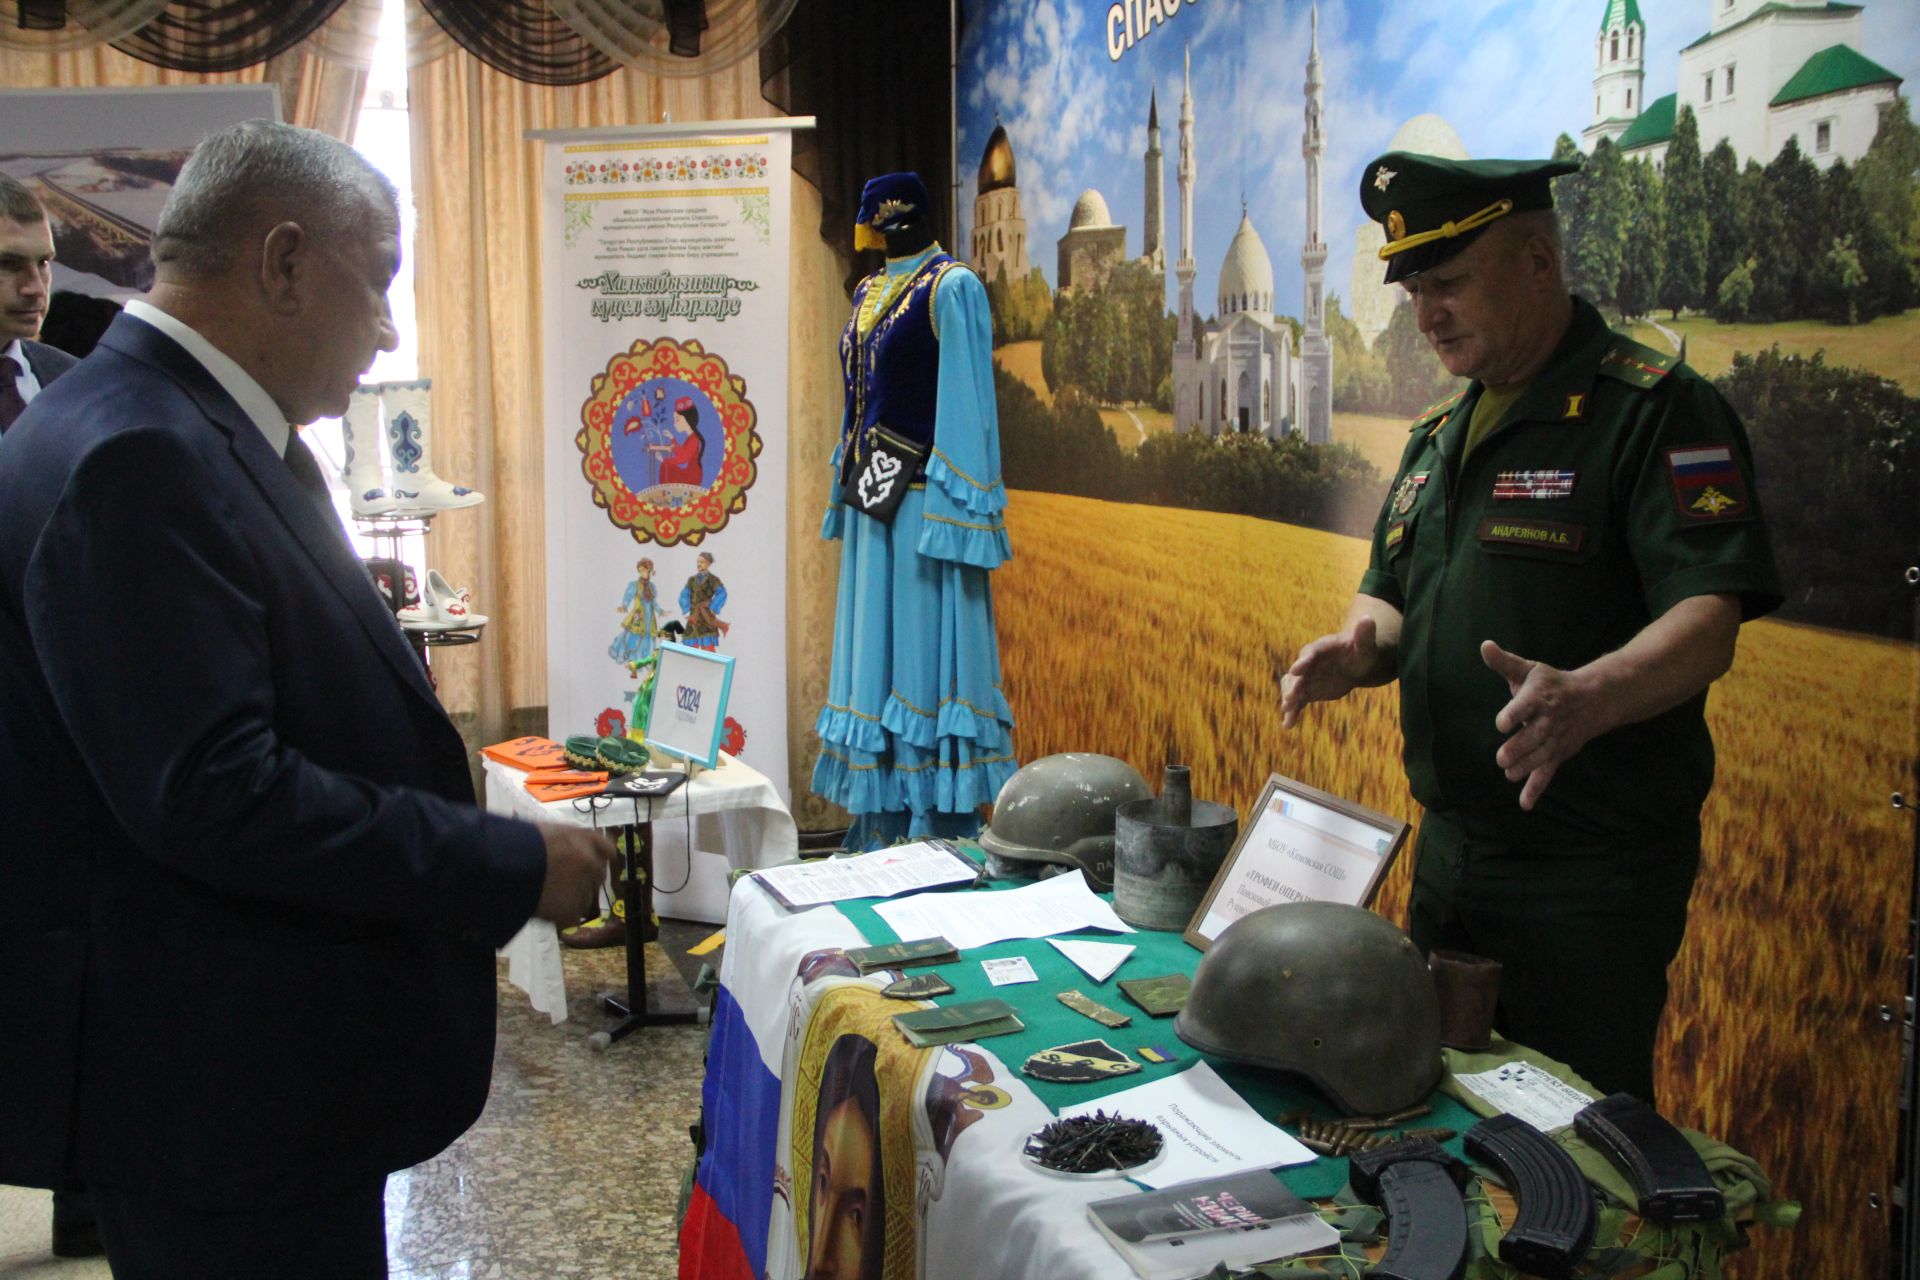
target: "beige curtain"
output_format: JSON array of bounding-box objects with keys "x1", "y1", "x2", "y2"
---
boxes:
[
  {"x1": 0, "y1": 0, "x2": 378, "y2": 138},
  {"x1": 406, "y1": 31, "x2": 849, "y2": 828}
]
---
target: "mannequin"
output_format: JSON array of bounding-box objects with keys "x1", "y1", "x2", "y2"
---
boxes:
[{"x1": 810, "y1": 173, "x2": 1017, "y2": 847}]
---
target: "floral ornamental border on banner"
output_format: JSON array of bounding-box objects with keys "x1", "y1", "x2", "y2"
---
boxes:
[
  {"x1": 562, "y1": 152, "x2": 771, "y2": 187},
  {"x1": 575, "y1": 336, "x2": 761, "y2": 548}
]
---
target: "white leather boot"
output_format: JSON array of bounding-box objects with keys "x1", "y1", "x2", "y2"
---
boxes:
[
  {"x1": 383, "y1": 379, "x2": 484, "y2": 515},
  {"x1": 342, "y1": 386, "x2": 399, "y2": 517}
]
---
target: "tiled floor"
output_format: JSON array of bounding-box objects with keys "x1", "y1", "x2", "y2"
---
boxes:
[{"x1": 0, "y1": 927, "x2": 717, "y2": 1280}]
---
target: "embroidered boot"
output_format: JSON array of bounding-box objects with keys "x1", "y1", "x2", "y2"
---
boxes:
[
  {"x1": 383, "y1": 379, "x2": 484, "y2": 515},
  {"x1": 342, "y1": 385, "x2": 399, "y2": 516}
]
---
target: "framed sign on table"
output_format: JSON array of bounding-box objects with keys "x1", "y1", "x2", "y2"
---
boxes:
[
  {"x1": 645, "y1": 641, "x2": 736, "y2": 769},
  {"x1": 1184, "y1": 774, "x2": 1410, "y2": 950}
]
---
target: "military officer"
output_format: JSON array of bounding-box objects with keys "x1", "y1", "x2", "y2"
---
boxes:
[{"x1": 1280, "y1": 152, "x2": 1782, "y2": 1104}]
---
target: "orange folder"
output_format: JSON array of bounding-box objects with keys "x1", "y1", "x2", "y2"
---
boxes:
[
  {"x1": 526, "y1": 780, "x2": 608, "y2": 804},
  {"x1": 480, "y1": 736, "x2": 569, "y2": 771}
]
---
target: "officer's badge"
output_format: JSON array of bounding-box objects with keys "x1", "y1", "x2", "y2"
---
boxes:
[
  {"x1": 1391, "y1": 471, "x2": 1429, "y2": 516},
  {"x1": 1666, "y1": 445, "x2": 1751, "y2": 521},
  {"x1": 1373, "y1": 164, "x2": 1397, "y2": 192},
  {"x1": 1386, "y1": 210, "x2": 1405, "y2": 240}
]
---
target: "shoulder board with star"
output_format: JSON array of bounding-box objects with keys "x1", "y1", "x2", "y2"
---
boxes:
[
  {"x1": 1597, "y1": 336, "x2": 1678, "y2": 390},
  {"x1": 1409, "y1": 389, "x2": 1466, "y2": 432}
]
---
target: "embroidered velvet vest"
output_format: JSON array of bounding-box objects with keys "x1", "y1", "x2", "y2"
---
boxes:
[{"x1": 837, "y1": 252, "x2": 963, "y2": 491}]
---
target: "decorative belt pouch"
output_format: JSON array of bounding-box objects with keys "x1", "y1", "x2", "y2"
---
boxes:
[{"x1": 839, "y1": 423, "x2": 927, "y2": 523}]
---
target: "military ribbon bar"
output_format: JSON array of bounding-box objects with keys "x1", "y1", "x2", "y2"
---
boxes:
[{"x1": 1492, "y1": 469, "x2": 1576, "y2": 500}]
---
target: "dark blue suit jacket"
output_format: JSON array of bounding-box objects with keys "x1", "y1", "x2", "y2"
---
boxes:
[
  {"x1": 19, "y1": 338, "x2": 78, "y2": 387},
  {"x1": 0, "y1": 313, "x2": 546, "y2": 1207}
]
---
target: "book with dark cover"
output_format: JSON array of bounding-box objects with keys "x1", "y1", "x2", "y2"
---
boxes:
[{"x1": 1089, "y1": 1168, "x2": 1315, "y2": 1245}]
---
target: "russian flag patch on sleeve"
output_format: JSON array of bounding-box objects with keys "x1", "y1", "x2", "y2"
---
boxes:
[{"x1": 1666, "y1": 445, "x2": 1750, "y2": 521}]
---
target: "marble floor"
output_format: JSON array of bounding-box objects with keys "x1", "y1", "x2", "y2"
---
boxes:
[{"x1": 0, "y1": 926, "x2": 716, "y2": 1280}]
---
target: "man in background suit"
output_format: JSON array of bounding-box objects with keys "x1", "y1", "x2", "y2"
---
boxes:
[
  {"x1": 0, "y1": 171, "x2": 100, "y2": 1262},
  {"x1": 0, "y1": 120, "x2": 612, "y2": 1278},
  {"x1": 0, "y1": 174, "x2": 74, "y2": 434}
]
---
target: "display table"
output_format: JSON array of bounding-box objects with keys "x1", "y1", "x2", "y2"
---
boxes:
[
  {"x1": 485, "y1": 752, "x2": 797, "y2": 1023},
  {"x1": 679, "y1": 860, "x2": 1792, "y2": 1280}
]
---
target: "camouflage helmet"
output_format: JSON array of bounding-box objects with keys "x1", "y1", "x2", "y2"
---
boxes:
[
  {"x1": 978, "y1": 753, "x2": 1152, "y2": 891},
  {"x1": 1175, "y1": 902, "x2": 1443, "y2": 1116}
]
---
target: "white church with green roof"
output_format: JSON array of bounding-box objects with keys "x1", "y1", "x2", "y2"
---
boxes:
[{"x1": 1583, "y1": 0, "x2": 1902, "y2": 170}]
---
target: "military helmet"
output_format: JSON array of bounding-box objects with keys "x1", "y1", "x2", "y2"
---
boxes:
[
  {"x1": 1176, "y1": 902, "x2": 1443, "y2": 1116},
  {"x1": 978, "y1": 753, "x2": 1152, "y2": 891}
]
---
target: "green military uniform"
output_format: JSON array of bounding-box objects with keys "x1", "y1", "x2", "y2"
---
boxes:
[{"x1": 1356, "y1": 153, "x2": 1783, "y2": 1103}]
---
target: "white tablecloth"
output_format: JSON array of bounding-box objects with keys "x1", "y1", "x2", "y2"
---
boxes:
[{"x1": 486, "y1": 752, "x2": 797, "y2": 1022}]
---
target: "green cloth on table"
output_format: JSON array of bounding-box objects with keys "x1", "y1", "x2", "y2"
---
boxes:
[{"x1": 833, "y1": 869, "x2": 1476, "y2": 1200}]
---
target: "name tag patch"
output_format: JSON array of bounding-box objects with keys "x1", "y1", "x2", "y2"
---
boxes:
[
  {"x1": 1666, "y1": 445, "x2": 1750, "y2": 520},
  {"x1": 1478, "y1": 517, "x2": 1585, "y2": 553},
  {"x1": 1492, "y1": 469, "x2": 1575, "y2": 500}
]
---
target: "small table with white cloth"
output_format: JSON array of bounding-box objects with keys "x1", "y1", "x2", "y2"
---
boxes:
[{"x1": 486, "y1": 752, "x2": 797, "y2": 1029}]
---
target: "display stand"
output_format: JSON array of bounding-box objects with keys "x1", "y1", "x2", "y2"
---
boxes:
[
  {"x1": 354, "y1": 512, "x2": 484, "y2": 676},
  {"x1": 571, "y1": 794, "x2": 701, "y2": 1053}
]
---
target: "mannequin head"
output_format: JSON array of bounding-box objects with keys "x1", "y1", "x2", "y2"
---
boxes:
[{"x1": 854, "y1": 172, "x2": 935, "y2": 258}]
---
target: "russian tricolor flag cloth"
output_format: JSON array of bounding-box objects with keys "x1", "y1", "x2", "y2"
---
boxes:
[
  {"x1": 1666, "y1": 445, "x2": 1749, "y2": 520},
  {"x1": 679, "y1": 878, "x2": 1053, "y2": 1280}
]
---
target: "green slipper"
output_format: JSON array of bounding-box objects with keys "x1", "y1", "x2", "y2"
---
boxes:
[
  {"x1": 563, "y1": 735, "x2": 605, "y2": 771},
  {"x1": 596, "y1": 736, "x2": 650, "y2": 773}
]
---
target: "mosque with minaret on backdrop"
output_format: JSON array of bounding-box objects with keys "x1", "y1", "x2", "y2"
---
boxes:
[{"x1": 969, "y1": 5, "x2": 1335, "y2": 445}]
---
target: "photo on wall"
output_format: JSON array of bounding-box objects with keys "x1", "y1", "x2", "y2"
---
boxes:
[
  {"x1": 958, "y1": 3, "x2": 1919, "y2": 1278},
  {"x1": 0, "y1": 85, "x2": 282, "y2": 300}
]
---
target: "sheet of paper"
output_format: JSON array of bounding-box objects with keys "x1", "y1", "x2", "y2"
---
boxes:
[
  {"x1": 872, "y1": 870, "x2": 1136, "y2": 951},
  {"x1": 749, "y1": 839, "x2": 977, "y2": 908},
  {"x1": 1048, "y1": 937, "x2": 1135, "y2": 982},
  {"x1": 1452, "y1": 1061, "x2": 1595, "y2": 1133},
  {"x1": 982, "y1": 956, "x2": 1039, "y2": 986},
  {"x1": 1061, "y1": 1062, "x2": 1315, "y2": 1189}
]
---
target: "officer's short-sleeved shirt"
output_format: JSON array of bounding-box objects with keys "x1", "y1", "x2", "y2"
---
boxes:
[{"x1": 1359, "y1": 298, "x2": 1782, "y2": 846}]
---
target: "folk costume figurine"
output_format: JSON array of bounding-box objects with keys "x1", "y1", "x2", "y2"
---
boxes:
[
  {"x1": 608, "y1": 556, "x2": 659, "y2": 669},
  {"x1": 811, "y1": 172, "x2": 1017, "y2": 848},
  {"x1": 680, "y1": 551, "x2": 729, "y2": 650}
]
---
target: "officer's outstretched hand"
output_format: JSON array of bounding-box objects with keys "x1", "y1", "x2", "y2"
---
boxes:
[
  {"x1": 533, "y1": 823, "x2": 617, "y2": 925},
  {"x1": 1481, "y1": 640, "x2": 1611, "y2": 811},
  {"x1": 1280, "y1": 615, "x2": 1381, "y2": 729}
]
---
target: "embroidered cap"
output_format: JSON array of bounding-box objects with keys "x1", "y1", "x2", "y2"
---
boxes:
[
  {"x1": 1361, "y1": 151, "x2": 1580, "y2": 283},
  {"x1": 854, "y1": 172, "x2": 931, "y2": 251}
]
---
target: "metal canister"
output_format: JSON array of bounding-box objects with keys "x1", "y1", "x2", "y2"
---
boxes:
[{"x1": 1112, "y1": 765, "x2": 1238, "y2": 930}]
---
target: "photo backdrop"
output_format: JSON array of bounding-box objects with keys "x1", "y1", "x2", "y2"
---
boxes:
[{"x1": 958, "y1": 2, "x2": 1920, "y2": 1275}]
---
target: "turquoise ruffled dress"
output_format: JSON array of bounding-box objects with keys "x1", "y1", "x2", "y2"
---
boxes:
[{"x1": 811, "y1": 247, "x2": 1018, "y2": 847}]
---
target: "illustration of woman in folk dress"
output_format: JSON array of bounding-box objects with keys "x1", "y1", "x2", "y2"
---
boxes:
[{"x1": 607, "y1": 557, "x2": 659, "y2": 669}]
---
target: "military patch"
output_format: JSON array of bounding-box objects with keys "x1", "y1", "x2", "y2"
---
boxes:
[
  {"x1": 1491, "y1": 469, "x2": 1575, "y2": 500},
  {"x1": 1058, "y1": 989, "x2": 1132, "y2": 1029},
  {"x1": 1477, "y1": 517, "x2": 1586, "y2": 553},
  {"x1": 1561, "y1": 392, "x2": 1590, "y2": 421},
  {"x1": 1117, "y1": 973, "x2": 1191, "y2": 1017},
  {"x1": 1385, "y1": 520, "x2": 1407, "y2": 553},
  {"x1": 1137, "y1": 1045, "x2": 1176, "y2": 1064},
  {"x1": 882, "y1": 973, "x2": 955, "y2": 1000},
  {"x1": 1022, "y1": 1039, "x2": 1141, "y2": 1084},
  {"x1": 1391, "y1": 472, "x2": 1429, "y2": 515},
  {"x1": 1666, "y1": 445, "x2": 1751, "y2": 521},
  {"x1": 1598, "y1": 340, "x2": 1677, "y2": 389}
]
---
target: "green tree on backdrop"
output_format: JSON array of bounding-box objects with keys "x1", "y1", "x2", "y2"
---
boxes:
[
  {"x1": 1660, "y1": 107, "x2": 1709, "y2": 317},
  {"x1": 1702, "y1": 139, "x2": 1747, "y2": 308},
  {"x1": 1615, "y1": 157, "x2": 1666, "y2": 319}
]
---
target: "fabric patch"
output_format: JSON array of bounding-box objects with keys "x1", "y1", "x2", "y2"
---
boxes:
[
  {"x1": 1391, "y1": 471, "x2": 1430, "y2": 515},
  {"x1": 1666, "y1": 445, "x2": 1750, "y2": 521},
  {"x1": 1385, "y1": 520, "x2": 1407, "y2": 553},
  {"x1": 1022, "y1": 1039, "x2": 1141, "y2": 1083},
  {"x1": 1492, "y1": 469, "x2": 1576, "y2": 500},
  {"x1": 1477, "y1": 517, "x2": 1586, "y2": 554},
  {"x1": 1561, "y1": 392, "x2": 1590, "y2": 421}
]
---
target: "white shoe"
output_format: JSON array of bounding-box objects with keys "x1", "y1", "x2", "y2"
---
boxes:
[
  {"x1": 398, "y1": 568, "x2": 488, "y2": 632},
  {"x1": 381, "y1": 381, "x2": 485, "y2": 516},
  {"x1": 342, "y1": 387, "x2": 399, "y2": 517}
]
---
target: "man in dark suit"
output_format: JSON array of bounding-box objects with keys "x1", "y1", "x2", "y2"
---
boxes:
[
  {"x1": 0, "y1": 174, "x2": 75, "y2": 435},
  {"x1": 0, "y1": 120, "x2": 612, "y2": 1278},
  {"x1": 0, "y1": 171, "x2": 100, "y2": 1262}
]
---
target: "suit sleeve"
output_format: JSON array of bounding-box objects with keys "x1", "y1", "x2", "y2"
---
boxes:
[{"x1": 24, "y1": 427, "x2": 545, "y2": 946}]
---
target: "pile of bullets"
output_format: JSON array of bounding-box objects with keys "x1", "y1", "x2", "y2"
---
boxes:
[{"x1": 1274, "y1": 1105, "x2": 1456, "y2": 1158}]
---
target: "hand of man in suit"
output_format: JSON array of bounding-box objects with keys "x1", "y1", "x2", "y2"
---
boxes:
[{"x1": 534, "y1": 825, "x2": 617, "y2": 924}]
